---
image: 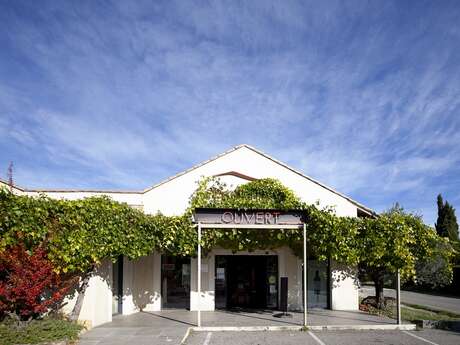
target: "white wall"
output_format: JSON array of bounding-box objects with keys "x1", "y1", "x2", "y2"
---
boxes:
[
  {"x1": 330, "y1": 262, "x2": 359, "y2": 311},
  {"x1": 143, "y1": 146, "x2": 358, "y2": 217},
  {"x1": 61, "y1": 260, "x2": 113, "y2": 328}
]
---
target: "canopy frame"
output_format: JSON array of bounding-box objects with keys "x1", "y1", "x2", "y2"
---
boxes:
[{"x1": 194, "y1": 215, "x2": 307, "y2": 328}]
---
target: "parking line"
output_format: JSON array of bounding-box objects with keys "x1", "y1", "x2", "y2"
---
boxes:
[
  {"x1": 402, "y1": 331, "x2": 440, "y2": 345},
  {"x1": 307, "y1": 331, "x2": 327, "y2": 345},
  {"x1": 202, "y1": 332, "x2": 212, "y2": 345}
]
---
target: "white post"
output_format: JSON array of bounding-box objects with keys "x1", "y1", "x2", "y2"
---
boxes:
[
  {"x1": 303, "y1": 223, "x2": 307, "y2": 327},
  {"x1": 396, "y1": 270, "x2": 401, "y2": 325},
  {"x1": 197, "y1": 223, "x2": 202, "y2": 327}
]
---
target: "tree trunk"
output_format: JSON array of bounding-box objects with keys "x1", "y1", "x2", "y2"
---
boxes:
[
  {"x1": 69, "y1": 269, "x2": 94, "y2": 321},
  {"x1": 373, "y1": 271, "x2": 385, "y2": 309}
]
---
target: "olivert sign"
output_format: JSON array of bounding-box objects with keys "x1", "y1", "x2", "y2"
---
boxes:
[{"x1": 193, "y1": 208, "x2": 305, "y2": 226}]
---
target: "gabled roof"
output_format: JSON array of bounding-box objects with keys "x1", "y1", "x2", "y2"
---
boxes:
[{"x1": 143, "y1": 144, "x2": 376, "y2": 216}]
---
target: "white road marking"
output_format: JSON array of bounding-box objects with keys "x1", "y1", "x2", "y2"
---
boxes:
[
  {"x1": 180, "y1": 327, "x2": 192, "y2": 344},
  {"x1": 307, "y1": 331, "x2": 327, "y2": 345},
  {"x1": 202, "y1": 332, "x2": 212, "y2": 345},
  {"x1": 402, "y1": 331, "x2": 440, "y2": 345}
]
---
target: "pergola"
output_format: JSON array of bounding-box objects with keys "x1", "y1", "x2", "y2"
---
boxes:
[
  {"x1": 193, "y1": 208, "x2": 308, "y2": 327},
  {"x1": 193, "y1": 208, "x2": 402, "y2": 328}
]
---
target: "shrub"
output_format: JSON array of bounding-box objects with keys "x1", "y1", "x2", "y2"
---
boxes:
[
  {"x1": 0, "y1": 317, "x2": 83, "y2": 345},
  {"x1": 0, "y1": 243, "x2": 76, "y2": 320}
]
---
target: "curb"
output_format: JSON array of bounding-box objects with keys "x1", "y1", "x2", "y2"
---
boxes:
[{"x1": 190, "y1": 324, "x2": 417, "y2": 332}]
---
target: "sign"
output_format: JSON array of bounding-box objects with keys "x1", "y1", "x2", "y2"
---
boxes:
[{"x1": 193, "y1": 208, "x2": 305, "y2": 226}]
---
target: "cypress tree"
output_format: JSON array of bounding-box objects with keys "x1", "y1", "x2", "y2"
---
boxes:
[{"x1": 435, "y1": 194, "x2": 459, "y2": 242}]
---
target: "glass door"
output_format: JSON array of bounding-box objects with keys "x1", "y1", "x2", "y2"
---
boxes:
[
  {"x1": 112, "y1": 256, "x2": 123, "y2": 315},
  {"x1": 215, "y1": 255, "x2": 278, "y2": 309},
  {"x1": 266, "y1": 256, "x2": 278, "y2": 308},
  {"x1": 161, "y1": 255, "x2": 191, "y2": 309},
  {"x1": 215, "y1": 256, "x2": 227, "y2": 309}
]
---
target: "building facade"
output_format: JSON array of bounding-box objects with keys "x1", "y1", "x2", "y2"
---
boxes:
[{"x1": 3, "y1": 145, "x2": 374, "y2": 327}]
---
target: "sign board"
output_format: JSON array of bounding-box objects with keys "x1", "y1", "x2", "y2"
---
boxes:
[{"x1": 193, "y1": 208, "x2": 305, "y2": 226}]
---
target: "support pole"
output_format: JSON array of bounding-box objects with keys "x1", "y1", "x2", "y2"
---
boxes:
[
  {"x1": 396, "y1": 270, "x2": 401, "y2": 325},
  {"x1": 197, "y1": 223, "x2": 202, "y2": 327},
  {"x1": 303, "y1": 223, "x2": 307, "y2": 327}
]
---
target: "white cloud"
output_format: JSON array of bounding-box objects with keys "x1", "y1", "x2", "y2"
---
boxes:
[{"x1": 1, "y1": 0, "x2": 459, "y2": 224}]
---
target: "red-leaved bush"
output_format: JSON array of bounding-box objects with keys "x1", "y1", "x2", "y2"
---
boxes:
[{"x1": 0, "y1": 243, "x2": 76, "y2": 320}]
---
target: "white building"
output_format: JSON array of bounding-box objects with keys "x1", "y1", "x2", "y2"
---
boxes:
[{"x1": 3, "y1": 145, "x2": 374, "y2": 327}]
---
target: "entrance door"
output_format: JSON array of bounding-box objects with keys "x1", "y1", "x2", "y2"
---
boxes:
[
  {"x1": 215, "y1": 255, "x2": 278, "y2": 309},
  {"x1": 112, "y1": 256, "x2": 123, "y2": 315},
  {"x1": 161, "y1": 255, "x2": 191, "y2": 309}
]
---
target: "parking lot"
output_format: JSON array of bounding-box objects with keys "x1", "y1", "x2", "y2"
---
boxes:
[{"x1": 184, "y1": 329, "x2": 460, "y2": 345}]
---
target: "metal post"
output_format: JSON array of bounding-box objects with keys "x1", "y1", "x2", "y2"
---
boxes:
[
  {"x1": 396, "y1": 270, "x2": 401, "y2": 325},
  {"x1": 303, "y1": 223, "x2": 307, "y2": 327},
  {"x1": 197, "y1": 223, "x2": 201, "y2": 327}
]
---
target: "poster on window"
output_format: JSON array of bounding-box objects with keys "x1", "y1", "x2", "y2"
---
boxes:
[{"x1": 307, "y1": 260, "x2": 328, "y2": 308}]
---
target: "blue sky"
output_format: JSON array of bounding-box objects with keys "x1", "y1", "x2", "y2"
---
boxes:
[{"x1": 1, "y1": 0, "x2": 459, "y2": 225}]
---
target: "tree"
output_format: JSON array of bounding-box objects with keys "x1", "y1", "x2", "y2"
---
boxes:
[
  {"x1": 435, "y1": 194, "x2": 459, "y2": 242},
  {"x1": 357, "y1": 205, "x2": 452, "y2": 309},
  {"x1": 0, "y1": 243, "x2": 76, "y2": 321},
  {"x1": 414, "y1": 238, "x2": 453, "y2": 288}
]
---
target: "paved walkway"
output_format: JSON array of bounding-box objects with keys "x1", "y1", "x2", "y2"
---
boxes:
[
  {"x1": 360, "y1": 285, "x2": 460, "y2": 315},
  {"x1": 78, "y1": 309, "x2": 400, "y2": 345}
]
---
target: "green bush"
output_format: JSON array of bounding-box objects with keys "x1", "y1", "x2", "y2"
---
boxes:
[{"x1": 0, "y1": 317, "x2": 83, "y2": 345}]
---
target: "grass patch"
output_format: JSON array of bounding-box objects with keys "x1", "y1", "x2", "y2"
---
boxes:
[
  {"x1": 399, "y1": 306, "x2": 460, "y2": 322},
  {"x1": 402, "y1": 303, "x2": 460, "y2": 319},
  {"x1": 0, "y1": 317, "x2": 84, "y2": 345},
  {"x1": 360, "y1": 297, "x2": 460, "y2": 323}
]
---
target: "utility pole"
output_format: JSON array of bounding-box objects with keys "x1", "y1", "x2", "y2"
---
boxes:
[{"x1": 7, "y1": 161, "x2": 14, "y2": 192}]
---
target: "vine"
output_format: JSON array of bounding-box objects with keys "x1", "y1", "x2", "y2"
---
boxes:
[{"x1": 0, "y1": 177, "x2": 454, "y2": 312}]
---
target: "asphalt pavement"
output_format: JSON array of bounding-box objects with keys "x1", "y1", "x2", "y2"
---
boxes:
[
  {"x1": 359, "y1": 285, "x2": 460, "y2": 314},
  {"x1": 184, "y1": 329, "x2": 460, "y2": 345}
]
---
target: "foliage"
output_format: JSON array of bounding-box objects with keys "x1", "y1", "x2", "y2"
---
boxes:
[
  {"x1": 362, "y1": 300, "x2": 460, "y2": 322},
  {"x1": 358, "y1": 206, "x2": 438, "y2": 280},
  {"x1": 414, "y1": 238, "x2": 454, "y2": 288},
  {"x1": 188, "y1": 177, "x2": 311, "y2": 254},
  {"x1": 0, "y1": 190, "x2": 161, "y2": 273},
  {"x1": 0, "y1": 188, "x2": 163, "y2": 320},
  {"x1": 0, "y1": 178, "x2": 455, "y2": 314},
  {"x1": 0, "y1": 243, "x2": 76, "y2": 320},
  {"x1": 435, "y1": 194, "x2": 459, "y2": 242},
  {"x1": 357, "y1": 204, "x2": 453, "y2": 307},
  {"x1": 0, "y1": 317, "x2": 83, "y2": 345}
]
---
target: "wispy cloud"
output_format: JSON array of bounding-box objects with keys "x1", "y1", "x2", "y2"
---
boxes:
[{"x1": 1, "y1": 0, "x2": 459, "y2": 224}]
